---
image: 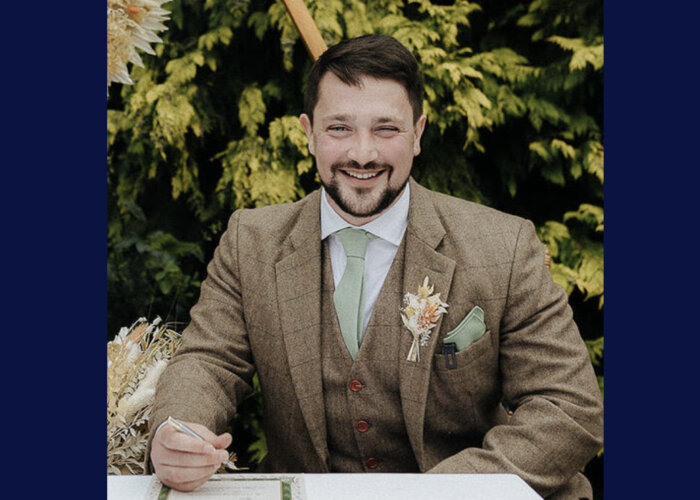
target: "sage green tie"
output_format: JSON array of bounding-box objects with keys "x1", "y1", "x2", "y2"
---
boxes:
[{"x1": 333, "y1": 228, "x2": 375, "y2": 360}]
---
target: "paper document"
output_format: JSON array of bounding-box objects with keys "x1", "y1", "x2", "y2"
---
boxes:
[{"x1": 143, "y1": 474, "x2": 305, "y2": 500}]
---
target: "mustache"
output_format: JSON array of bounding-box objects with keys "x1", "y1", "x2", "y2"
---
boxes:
[{"x1": 331, "y1": 160, "x2": 393, "y2": 172}]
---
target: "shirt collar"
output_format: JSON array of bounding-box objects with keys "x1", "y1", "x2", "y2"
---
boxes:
[{"x1": 320, "y1": 182, "x2": 410, "y2": 246}]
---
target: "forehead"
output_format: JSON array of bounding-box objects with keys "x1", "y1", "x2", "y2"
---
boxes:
[{"x1": 314, "y1": 73, "x2": 412, "y2": 121}]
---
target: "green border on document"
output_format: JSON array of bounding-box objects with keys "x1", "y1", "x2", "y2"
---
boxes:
[{"x1": 159, "y1": 477, "x2": 294, "y2": 499}]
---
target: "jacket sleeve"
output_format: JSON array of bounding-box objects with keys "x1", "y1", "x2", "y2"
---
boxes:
[
  {"x1": 145, "y1": 210, "x2": 255, "y2": 471},
  {"x1": 428, "y1": 219, "x2": 603, "y2": 498}
]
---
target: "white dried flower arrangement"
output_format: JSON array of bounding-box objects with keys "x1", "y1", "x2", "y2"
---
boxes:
[
  {"x1": 107, "y1": 0, "x2": 171, "y2": 89},
  {"x1": 107, "y1": 317, "x2": 181, "y2": 474}
]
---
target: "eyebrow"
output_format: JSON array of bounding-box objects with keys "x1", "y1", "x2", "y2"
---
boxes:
[
  {"x1": 320, "y1": 115, "x2": 402, "y2": 124},
  {"x1": 322, "y1": 115, "x2": 353, "y2": 123}
]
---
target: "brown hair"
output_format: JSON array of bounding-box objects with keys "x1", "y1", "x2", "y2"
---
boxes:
[{"x1": 304, "y1": 34, "x2": 423, "y2": 124}]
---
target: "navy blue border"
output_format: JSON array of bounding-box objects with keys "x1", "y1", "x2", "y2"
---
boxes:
[
  {"x1": 4, "y1": 3, "x2": 106, "y2": 495},
  {"x1": 606, "y1": 1, "x2": 697, "y2": 498}
]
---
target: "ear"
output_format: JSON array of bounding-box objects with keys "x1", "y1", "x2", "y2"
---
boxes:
[
  {"x1": 412, "y1": 114, "x2": 427, "y2": 156},
  {"x1": 299, "y1": 113, "x2": 315, "y2": 155}
]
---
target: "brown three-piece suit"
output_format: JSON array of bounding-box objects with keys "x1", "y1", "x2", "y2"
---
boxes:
[{"x1": 149, "y1": 179, "x2": 604, "y2": 499}]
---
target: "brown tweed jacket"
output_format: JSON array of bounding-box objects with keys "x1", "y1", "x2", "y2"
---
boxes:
[{"x1": 148, "y1": 178, "x2": 603, "y2": 499}]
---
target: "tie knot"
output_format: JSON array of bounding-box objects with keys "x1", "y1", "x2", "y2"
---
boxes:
[{"x1": 336, "y1": 228, "x2": 375, "y2": 259}]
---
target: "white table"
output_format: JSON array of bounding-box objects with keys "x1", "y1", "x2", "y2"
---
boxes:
[{"x1": 108, "y1": 473, "x2": 542, "y2": 499}]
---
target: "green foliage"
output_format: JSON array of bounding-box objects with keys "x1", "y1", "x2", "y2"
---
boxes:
[
  {"x1": 107, "y1": 0, "x2": 602, "y2": 488},
  {"x1": 538, "y1": 203, "x2": 603, "y2": 308},
  {"x1": 586, "y1": 336, "x2": 604, "y2": 368},
  {"x1": 107, "y1": 200, "x2": 204, "y2": 337},
  {"x1": 230, "y1": 373, "x2": 268, "y2": 465}
]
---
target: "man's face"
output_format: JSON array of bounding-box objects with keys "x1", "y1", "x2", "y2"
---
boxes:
[{"x1": 300, "y1": 73, "x2": 426, "y2": 225}]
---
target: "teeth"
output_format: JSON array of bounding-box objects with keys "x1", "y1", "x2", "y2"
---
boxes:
[{"x1": 346, "y1": 171, "x2": 380, "y2": 179}]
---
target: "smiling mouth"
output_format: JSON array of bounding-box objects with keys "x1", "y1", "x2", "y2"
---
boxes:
[
  {"x1": 332, "y1": 161, "x2": 392, "y2": 182},
  {"x1": 343, "y1": 170, "x2": 383, "y2": 180}
]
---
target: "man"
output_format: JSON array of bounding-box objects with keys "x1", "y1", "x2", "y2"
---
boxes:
[{"x1": 148, "y1": 34, "x2": 603, "y2": 499}]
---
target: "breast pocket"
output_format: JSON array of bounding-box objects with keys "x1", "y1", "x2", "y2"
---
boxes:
[
  {"x1": 426, "y1": 330, "x2": 500, "y2": 437},
  {"x1": 434, "y1": 329, "x2": 493, "y2": 372},
  {"x1": 425, "y1": 330, "x2": 496, "y2": 437}
]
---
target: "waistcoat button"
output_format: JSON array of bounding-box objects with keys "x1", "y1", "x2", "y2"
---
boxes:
[
  {"x1": 348, "y1": 379, "x2": 363, "y2": 392},
  {"x1": 356, "y1": 420, "x2": 369, "y2": 432},
  {"x1": 365, "y1": 457, "x2": 379, "y2": 469}
]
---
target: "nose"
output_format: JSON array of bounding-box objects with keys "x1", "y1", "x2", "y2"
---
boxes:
[{"x1": 346, "y1": 131, "x2": 379, "y2": 165}]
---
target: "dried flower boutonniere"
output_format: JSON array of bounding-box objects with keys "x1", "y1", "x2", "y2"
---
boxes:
[{"x1": 400, "y1": 276, "x2": 448, "y2": 362}]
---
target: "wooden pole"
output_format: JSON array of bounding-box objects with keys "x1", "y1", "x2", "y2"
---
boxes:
[{"x1": 280, "y1": 0, "x2": 328, "y2": 61}]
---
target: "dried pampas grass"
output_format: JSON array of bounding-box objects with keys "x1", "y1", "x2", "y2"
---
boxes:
[
  {"x1": 108, "y1": 317, "x2": 181, "y2": 474},
  {"x1": 107, "y1": 0, "x2": 171, "y2": 89}
]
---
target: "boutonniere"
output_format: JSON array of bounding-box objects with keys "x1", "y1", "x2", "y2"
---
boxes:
[{"x1": 400, "y1": 276, "x2": 448, "y2": 362}]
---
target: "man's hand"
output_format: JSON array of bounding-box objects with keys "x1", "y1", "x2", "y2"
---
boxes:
[{"x1": 150, "y1": 421, "x2": 233, "y2": 492}]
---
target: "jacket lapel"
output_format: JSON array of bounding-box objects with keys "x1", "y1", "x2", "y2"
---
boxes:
[
  {"x1": 274, "y1": 190, "x2": 330, "y2": 469},
  {"x1": 399, "y1": 179, "x2": 456, "y2": 470}
]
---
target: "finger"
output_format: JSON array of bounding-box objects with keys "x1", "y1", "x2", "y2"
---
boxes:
[
  {"x1": 158, "y1": 447, "x2": 230, "y2": 468},
  {"x1": 157, "y1": 428, "x2": 216, "y2": 454},
  {"x1": 157, "y1": 463, "x2": 219, "y2": 491},
  {"x1": 184, "y1": 422, "x2": 220, "y2": 441},
  {"x1": 211, "y1": 432, "x2": 232, "y2": 450}
]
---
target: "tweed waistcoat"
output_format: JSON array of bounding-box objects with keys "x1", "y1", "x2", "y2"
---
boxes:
[{"x1": 320, "y1": 238, "x2": 419, "y2": 472}]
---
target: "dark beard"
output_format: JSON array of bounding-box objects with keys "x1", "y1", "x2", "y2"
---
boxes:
[{"x1": 323, "y1": 160, "x2": 407, "y2": 218}]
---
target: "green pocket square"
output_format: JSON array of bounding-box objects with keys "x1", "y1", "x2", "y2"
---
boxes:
[{"x1": 443, "y1": 306, "x2": 486, "y2": 351}]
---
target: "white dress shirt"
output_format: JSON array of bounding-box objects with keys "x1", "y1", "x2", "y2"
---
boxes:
[{"x1": 320, "y1": 183, "x2": 410, "y2": 339}]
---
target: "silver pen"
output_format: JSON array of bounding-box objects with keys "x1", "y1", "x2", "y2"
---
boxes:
[{"x1": 167, "y1": 416, "x2": 248, "y2": 471}]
